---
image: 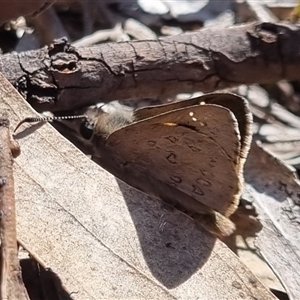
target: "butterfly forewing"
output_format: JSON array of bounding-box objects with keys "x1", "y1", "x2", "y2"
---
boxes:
[
  {"x1": 134, "y1": 93, "x2": 252, "y2": 164},
  {"x1": 101, "y1": 104, "x2": 242, "y2": 215}
]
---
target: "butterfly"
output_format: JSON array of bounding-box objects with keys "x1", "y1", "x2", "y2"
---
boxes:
[
  {"x1": 15, "y1": 92, "x2": 252, "y2": 237},
  {"x1": 79, "y1": 92, "x2": 253, "y2": 237}
]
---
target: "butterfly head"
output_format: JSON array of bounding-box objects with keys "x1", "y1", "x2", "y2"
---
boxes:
[{"x1": 81, "y1": 102, "x2": 134, "y2": 141}]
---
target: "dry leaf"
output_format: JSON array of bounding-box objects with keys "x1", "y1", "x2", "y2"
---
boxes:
[{"x1": 0, "y1": 72, "x2": 278, "y2": 299}]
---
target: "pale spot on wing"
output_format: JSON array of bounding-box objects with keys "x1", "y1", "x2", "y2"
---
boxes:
[
  {"x1": 164, "y1": 122, "x2": 177, "y2": 127},
  {"x1": 200, "y1": 101, "x2": 206, "y2": 105},
  {"x1": 192, "y1": 117, "x2": 197, "y2": 122},
  {"x1": 189, "y1": 112, "x2": 194, "y2": 117}
]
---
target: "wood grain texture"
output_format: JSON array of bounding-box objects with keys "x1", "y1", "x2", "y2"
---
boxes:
[{"x1": 245, "y1": 141, "x2": 300, "y2": 300}]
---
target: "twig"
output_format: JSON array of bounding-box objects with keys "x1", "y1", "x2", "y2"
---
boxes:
[
  {"x1": 122, "y1": 18, "x2": 157, "y2": 40},
  {"x1": 72, "y1": 23, "x2": 130, "y2": 47},
  {"x1": 0, "y1": 118, "x2": 29, "y2": 300}
]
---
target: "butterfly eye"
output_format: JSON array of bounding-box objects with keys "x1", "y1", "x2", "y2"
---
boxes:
[{"x1": 80, "y1": 120, "x2": 94, "y2": 140}]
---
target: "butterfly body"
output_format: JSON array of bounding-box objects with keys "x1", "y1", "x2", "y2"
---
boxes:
[{"x1": 86, "y1": 93, "x2": 252, "y2": 237}]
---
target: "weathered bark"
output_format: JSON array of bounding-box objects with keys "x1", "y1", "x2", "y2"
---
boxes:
[{"x1": 1, "y1": 22, "x2": 300, "y2": 112}]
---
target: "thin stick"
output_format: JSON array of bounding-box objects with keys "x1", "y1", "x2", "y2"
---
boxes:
[{"x1": 0, "y1": 118, "x2": 30, "y2": 300}]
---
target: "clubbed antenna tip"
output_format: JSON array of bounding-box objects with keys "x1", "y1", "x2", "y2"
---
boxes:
[{"x1": 14, "y1": 115, "x2": 86, "y2": 133}]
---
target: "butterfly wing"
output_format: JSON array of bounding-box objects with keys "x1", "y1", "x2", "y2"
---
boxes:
[
  {"x1": 95, "y1": 104, "x2": 242, "y2": 216},
  {"x1": 195, "y1": 93, "x2": 252, "y2": 165},
  {"x1": 135, "y1": 93, "x2": 252, "y2": 164}
]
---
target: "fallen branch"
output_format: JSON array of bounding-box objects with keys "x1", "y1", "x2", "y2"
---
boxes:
[{"x1": 0, "y1": 22, "x2": 300, "y2": 112}]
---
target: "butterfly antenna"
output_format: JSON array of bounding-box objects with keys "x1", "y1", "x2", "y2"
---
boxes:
[{"x1": 14, "y1": 115, "x2": 86, "y2": 133}]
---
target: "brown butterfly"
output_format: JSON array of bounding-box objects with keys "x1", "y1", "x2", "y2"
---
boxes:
[
  {"x1": 82, "y1": 93, "x2": 252, "y2": 237},
  {"x1": 15, "y1": 93, "x2": 252, "y2": 237}
]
